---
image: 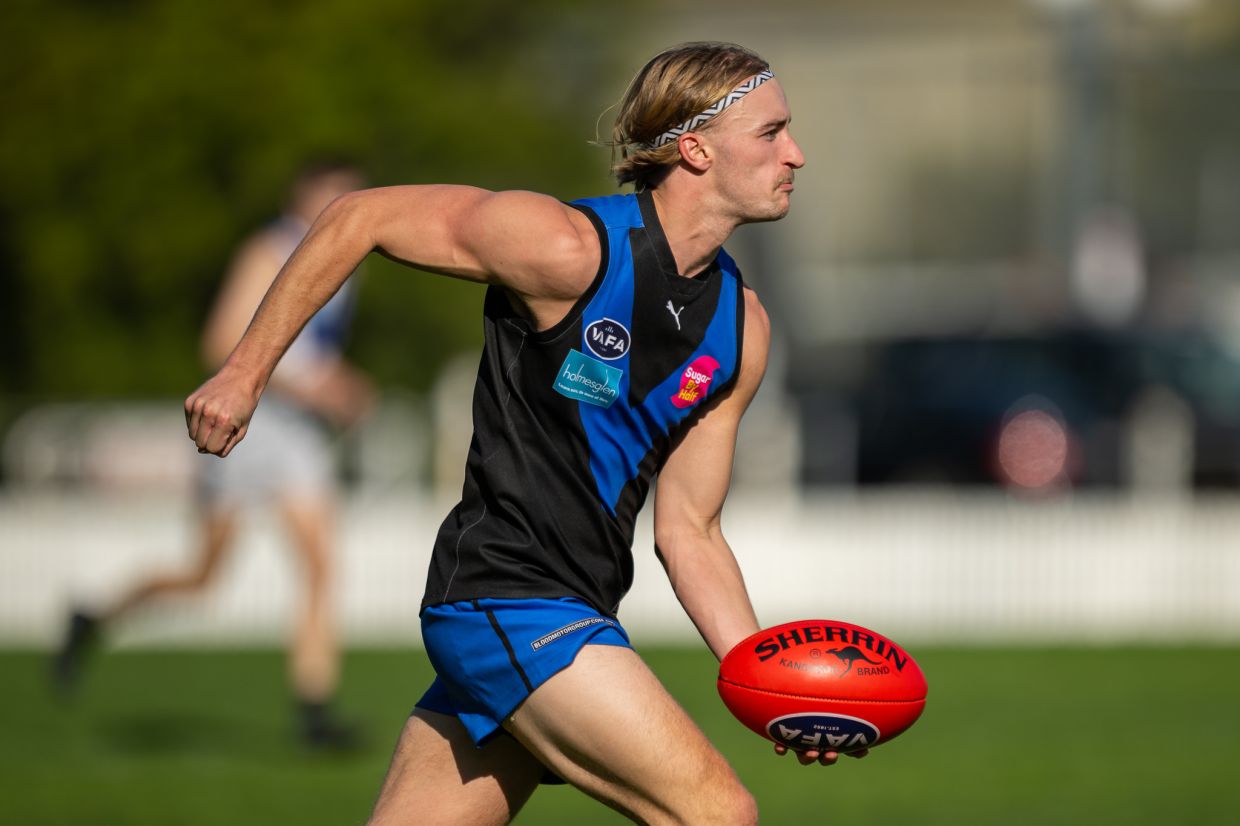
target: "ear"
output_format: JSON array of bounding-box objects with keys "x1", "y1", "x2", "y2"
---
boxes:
[{"x1": 676, "y1": 132, "x2": 712, "y2": 172}]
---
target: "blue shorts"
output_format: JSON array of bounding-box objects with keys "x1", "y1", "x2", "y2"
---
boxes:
[{"x1": 415, "y1": 597, "x2": 632, "y2": 747}]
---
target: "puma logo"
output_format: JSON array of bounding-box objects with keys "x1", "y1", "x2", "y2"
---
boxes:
[
  {"x1": 666, "y1": 300, "x2": 684, "y2": 330},
  {"x1": 826, "y1": 646, "x2": 882, "y2": 676}
]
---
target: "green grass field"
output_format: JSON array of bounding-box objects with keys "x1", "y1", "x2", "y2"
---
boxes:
[{"x1": 2, "y1": 645, "x2": 1236, "y2": 824}]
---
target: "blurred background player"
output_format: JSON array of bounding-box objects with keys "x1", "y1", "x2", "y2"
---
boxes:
[{"x1": 51, "y1": 159, "x2": 375, "y2": 750}]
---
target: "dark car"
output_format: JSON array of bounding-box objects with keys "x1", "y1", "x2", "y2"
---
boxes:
[{"x1": 790, "y1": 328, "x2": 1240, "y2": 489}]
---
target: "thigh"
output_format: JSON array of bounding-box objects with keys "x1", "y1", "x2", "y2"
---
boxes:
[
  {"x1": 419, "y1": 597, "x2": 632, "y2": 746},
  {"x1": 503, "y1": 645, "x2": 757, "y2": 826},
  {"x1": 368, "y1": 708, "x2": 544, "y2": 826}
]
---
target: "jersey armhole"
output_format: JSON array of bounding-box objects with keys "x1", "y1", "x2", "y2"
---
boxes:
[
  {"x1": 527, "y1": 203, "x2": 611, "y2": 344},
  {"x1": 726, "y1": 277, "x2": 747, "y2": 400},
  {"x1": 718, "y1": 254, "x2": 747, "y2": 401},
  {"x1": 694, "y1": 273, "x2": 748, "y2": 416}
]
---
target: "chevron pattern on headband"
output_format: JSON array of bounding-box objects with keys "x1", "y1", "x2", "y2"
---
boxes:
[{"x1": 644, "y1": 70, "x2": 775, "y2": 150}]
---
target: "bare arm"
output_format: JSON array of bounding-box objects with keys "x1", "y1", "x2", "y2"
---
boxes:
[
  {"x1": 185, "y1": 185, "x2": 599, "y2": 455},
  {"x1": 653, "y1": 288, "x2": 770, "y2": 660},
  {"x1": 199, "y1": 232, "x2": 375, "y2": 427},
  {"x1": 656, "y1": 292, "x2": 863, "y2": 767}
]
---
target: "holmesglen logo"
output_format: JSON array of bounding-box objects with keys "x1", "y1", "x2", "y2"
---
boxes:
[
  {"x1": 585, "y1": 318, "x2": 630, "y2": 361},
  {"x1": 553, "y1": 349, "x2": 623, "y2": 408}
]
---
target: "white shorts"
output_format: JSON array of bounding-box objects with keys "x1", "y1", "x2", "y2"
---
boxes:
[{"x1": 195, "y1": 395, "x2": 336, "y2": 507}]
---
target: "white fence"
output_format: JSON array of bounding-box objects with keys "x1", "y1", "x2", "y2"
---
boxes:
[{"x1": 4, "y1": 487, "x2": 1239, "y2": 647}]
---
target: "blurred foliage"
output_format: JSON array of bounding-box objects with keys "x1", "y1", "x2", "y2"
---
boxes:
[{"x1": 0, "y1": 0, "x2": 632, "y2": 397}]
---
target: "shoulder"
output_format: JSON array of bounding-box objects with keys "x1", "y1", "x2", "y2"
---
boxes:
[
  {"x1": 723, "y1": 285, "x2": 769, "y2": 408},
  {"x1": 478, "y1": 191, "x2": 603, "y2": 304},
  {"x1": 743, "y1": 286, "x2": 769, "y2": 341},
  {"x1": 361, "y1": 185, "x2": 603, "y2": 302},
  {"x1": 468, "y1": 190, "x2": 605, "y2": 304},
  {"x1": 741, "y1": 286, "x2": 770, "y2": 368}
]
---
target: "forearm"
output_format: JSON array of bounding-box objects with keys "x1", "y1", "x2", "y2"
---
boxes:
[
  {"x1": 224, "y1": 195, "x2": 373, "y2": 392},
  {"x1": 658, "y1": 531, "x2": 760, "y2": 660}
]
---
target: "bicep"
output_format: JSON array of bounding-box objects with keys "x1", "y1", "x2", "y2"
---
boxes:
[
  {"x1": 362, "y1": 185, "x2": 598, "y2": 300},
  {"x1": 654, "y1": 402, "x2": 745, "y2": 543},
  {"x1": 655, "y1": 290, "x2": 771, "y2": 539}
]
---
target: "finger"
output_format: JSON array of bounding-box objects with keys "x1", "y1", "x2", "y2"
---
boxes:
[
  {"x1": 195, "y1": 417, "x2": 217, "y2": 451},
  {"x1": 219, "y1": 422, "x2": 248, "y2": 457},
  {"x1": 206, "y1": 419, "x2": 238, "y2": 456},
  {"x1": 818, "y1": 750, "x2": 840, "y2": 766},
  {"x1": 847, "y1": 749, "x2": 869, "y2": 760},
  {"x1": 774, "y1": 744, "x2": 789, "y2": 757},
  {"x1": 190, "y1": 399, "x2": 222, "y2": 450},
  {"x1": 185, "y1": 396, "x2": 203, "y2": 442},
  {"x1": 195, "y1": 407, "x2": 230, "y2": 455},
  {"x1": 796, "y1": 749, "x2": 828, "y2": 766},
  {"x1": 798, "y1": 749, "x2": 839, "y2": 766},
  {"x1": 200, "y1": 413, "x2": 225, "y2": 453}
]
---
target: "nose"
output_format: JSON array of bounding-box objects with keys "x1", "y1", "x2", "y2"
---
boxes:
[{"x1": 784, "y1": 132, "x2": 805, "y2": 170}]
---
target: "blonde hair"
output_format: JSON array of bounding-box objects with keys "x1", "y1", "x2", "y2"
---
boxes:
[{"x1": 609, "y1": 42, "x2": 770, "y2": 191}]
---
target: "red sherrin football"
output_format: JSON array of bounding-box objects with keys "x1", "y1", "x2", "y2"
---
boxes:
[{"x1": 718, "y1": 619, "x2": 927, "y2": 754}]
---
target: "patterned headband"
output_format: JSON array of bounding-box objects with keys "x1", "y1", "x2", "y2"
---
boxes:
[{"x1": 642, "y1": 69, "x2": 775, "y2": 150}]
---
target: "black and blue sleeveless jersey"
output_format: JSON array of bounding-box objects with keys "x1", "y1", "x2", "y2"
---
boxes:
[{"x1": 421, "y1": 190, "x2": 746, "y2": 616}]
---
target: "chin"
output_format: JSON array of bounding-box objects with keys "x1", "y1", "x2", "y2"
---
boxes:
[{"x1": 744, "y1": 200, "x2": 791, "y2": 224}]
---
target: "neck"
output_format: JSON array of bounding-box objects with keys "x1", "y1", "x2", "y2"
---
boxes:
[{"x1": 649, "y1": 185, "x2": 737, "y2": 277}]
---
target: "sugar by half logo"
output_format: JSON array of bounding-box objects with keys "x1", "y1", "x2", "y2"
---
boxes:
[
  {"x1": 585, "y1": 318, "x2": 630, "y2": 361},
  {"x1": 766, "y1": 712, "x2": 879, "y2": 753},
  {"x1": 670, "y1": 355, "x2": 720, "y2": 409},
  {"x1": 553, "y1": 349, "x2": 623, "y2": 408}
]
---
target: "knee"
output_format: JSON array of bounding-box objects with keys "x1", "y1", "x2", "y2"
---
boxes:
[
  {"x1": 295, "y1": 543, "x2": 332, "y2": 587},
  {"x1": 694, "y1": 771, "x2": 757, "y2": 826},
  {"x1": 304, "y1": 555, "x2": 332, "y2": 589},
  {"x1": 719, "y1": 785, "x2": 759, "y2": 826}
]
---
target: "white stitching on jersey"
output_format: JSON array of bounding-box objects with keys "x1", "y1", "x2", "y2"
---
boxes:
[
  {"x1": 502, "y1": 331, "x2": 526, "y2": 408},
  {"x1": 441, "y1": 503, "x2": 488, "y2": 602},
  {"x1": 439, "y1": 325, "x2": 524, "y2": 599}
]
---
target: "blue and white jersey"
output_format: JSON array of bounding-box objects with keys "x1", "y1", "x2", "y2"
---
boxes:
[{"x1": 422, "y1": 190, "x2": 746, "y2": 615}]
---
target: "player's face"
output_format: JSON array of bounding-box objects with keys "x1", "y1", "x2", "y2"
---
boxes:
[{"x1": 708, "y1": 80, "x2": 804, "y2": 223}]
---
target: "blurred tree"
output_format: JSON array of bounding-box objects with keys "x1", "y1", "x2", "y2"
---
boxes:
[{"x1": 0, "y1": 0, "x2": 630, "y2": 397}]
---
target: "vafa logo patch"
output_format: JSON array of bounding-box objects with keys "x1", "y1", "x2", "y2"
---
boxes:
[
  {"x1": 585, "y1": 318, "x2": 630, "y2": 361},
  {"x1": 766, "y1": 712, "x2": 879, "y2": 753}
]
